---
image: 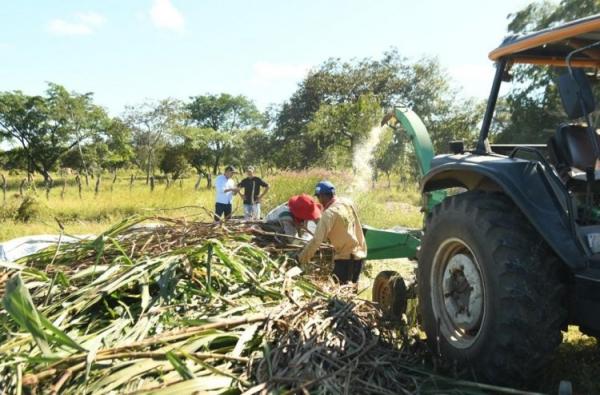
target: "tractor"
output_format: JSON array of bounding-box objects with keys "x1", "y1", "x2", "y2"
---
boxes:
[{"x1": 368, "y1": 14, "x2": 600, "y2": 386}]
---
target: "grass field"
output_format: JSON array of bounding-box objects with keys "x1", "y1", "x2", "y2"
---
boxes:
[
  {"x1": 0, "y1": 169, "x2": 598, "y2": 393},
  {"x1": 0, "y1": 169, "x2": 422, "y2": 241}
]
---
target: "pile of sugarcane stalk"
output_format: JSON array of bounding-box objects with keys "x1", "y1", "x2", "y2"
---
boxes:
[
  {"x1": 251, "y1": 290, "x2": 543, "y2": 395},
  {"x1": 0, "y1": 216, "x2": 320, "y2": 394},
  {"x1": 0, "y1": 216, "x2": 537, "y2": 394}
]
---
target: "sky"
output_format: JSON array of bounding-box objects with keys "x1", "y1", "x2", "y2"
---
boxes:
[{"x1": 0, "y1": 0, "x2": 536, "y2": 115}]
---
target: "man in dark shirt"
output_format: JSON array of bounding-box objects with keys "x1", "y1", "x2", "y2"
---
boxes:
[{"x1": 238, "y1": 166, "x2": 269, "y2": 219}]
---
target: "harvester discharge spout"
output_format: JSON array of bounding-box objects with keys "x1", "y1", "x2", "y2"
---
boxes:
[
  {"x1": 363, "y1": 108, "x2": 446, "y2": 261},
  {"x1": 380, "y1": 107, "x2": 434, "y2": 177},
  {"x1": 380, "y1": 111, "x2": 398, "y2": 127}
]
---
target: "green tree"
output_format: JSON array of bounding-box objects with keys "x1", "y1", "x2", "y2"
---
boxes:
[
  {"x1": 176, "y1": 126, "x2": 218, "y2": 188},
  {"x1": 101, "y1": 118, "x2": 135, "y2": 170},
  {"x1": 187, "y1": 93, "x2": 263, "y2": 131},
  {"x1": 368, "y1": 58, "x2": 482, "y2": 183},
  {"x1": 372, "y1": 128, "x2": 401, "y2": 186},
  {"x1": 307, "y1": 93, "x2": 382, "y2": 168},
  {"x1": 124, "y1": 99, "x2": 184, "y2": 183},
  {"x1": 160, "y1": 144, "x2": 190, "y2": 180},
  {"x1": 186, "y1": 94, "x2": 264, "y2": 174},
  {"x1": 273, "y1": 51, "x2": 481, "y2": 168},
  {"x1": 428, "y1": 99, "x2": 483, "y2": 152},
  {"x1": 0, "y1": 83, "x2": 107, "y2": 182},
  {"x1": 273, "y1": 50, "x2": 411, "y2": 168},
  {"x1": 0, "y1": 147, "x2": 28, "y2": 171},
  {"x1": 61, "y1": 117, "x2": 134, "y2": 173},
  {"x1": 235, "y1": 128, "x2": 273, "y2": 170}
]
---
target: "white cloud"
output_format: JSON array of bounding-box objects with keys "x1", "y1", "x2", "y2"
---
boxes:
[
  {"x1": 76, "y1": 12, "x2": 106, "y2": 27},
  {"x1": 47, "y1": 12, "x2": 106, "y2": 36},
  {"x1": 251, "y1": 62, "x2": 311, "y2": 86},
  {"x1": 150, "y1": 0, "x2": 185, "y2": 33}
]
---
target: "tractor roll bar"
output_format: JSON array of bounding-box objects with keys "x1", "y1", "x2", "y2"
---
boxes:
[{"x1": 476, "y1": 59, "x2": 507, "y2": 154}]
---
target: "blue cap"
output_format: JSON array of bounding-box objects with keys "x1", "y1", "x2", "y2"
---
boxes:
[{"x1": 315, "y1": 180, "x2": 335, "y2": 195}]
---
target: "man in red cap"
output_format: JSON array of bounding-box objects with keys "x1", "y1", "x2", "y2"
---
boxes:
[
  {"x1": 265, "y1": 194, "x2": 321, "y2": 237},
  {"x1": 298, "y1": 181, "x2": 367, "y2": 284}
]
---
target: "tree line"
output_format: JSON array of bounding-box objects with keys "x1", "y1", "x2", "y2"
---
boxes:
[
  {"x1": 0, "y1": 51, "x2": 480, "y2": 187},
  {"x1": 0, "y1": 0, "x2": 592, "y2": 187}
]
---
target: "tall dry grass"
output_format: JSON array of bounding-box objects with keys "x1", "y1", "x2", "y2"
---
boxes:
[{"x1": 0, "y1": 169, "x2": 423, "y2": 241}]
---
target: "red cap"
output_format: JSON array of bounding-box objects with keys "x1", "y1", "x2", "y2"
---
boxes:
[{"x1": 288, "y1": 194, "x2": 321, "y2": 221}]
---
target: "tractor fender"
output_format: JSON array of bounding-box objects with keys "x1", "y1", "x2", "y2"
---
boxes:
[{"x1": 421, "y1": 154, "x2": 587, "y2": 270}]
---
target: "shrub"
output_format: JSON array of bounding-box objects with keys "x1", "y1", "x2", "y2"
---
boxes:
[{"x1": 15, "y1": 195, "x2": 45, "y2": 223}]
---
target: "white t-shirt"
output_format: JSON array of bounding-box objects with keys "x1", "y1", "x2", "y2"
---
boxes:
[{"x1": 215, "y1": 174, "x2": 236, "y2": 204}]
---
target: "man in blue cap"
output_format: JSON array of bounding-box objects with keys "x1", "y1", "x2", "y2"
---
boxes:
[{"x1": 298, "y1": 180, "x2": 367, "y2": 284}]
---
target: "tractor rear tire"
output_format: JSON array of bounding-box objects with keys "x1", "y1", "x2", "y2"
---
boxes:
[{"x1": 418, "y1": 190, "x2": 566, "y2": 385}]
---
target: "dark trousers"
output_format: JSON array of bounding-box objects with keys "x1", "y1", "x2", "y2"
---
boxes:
[
  {"x1": 332, "y1": 259, "x2": 364, "y2": 284},
  {"x1": 215, "y1": 203, "x2": 232, "y2": 221}
]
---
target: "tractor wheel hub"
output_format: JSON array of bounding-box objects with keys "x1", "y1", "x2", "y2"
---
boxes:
[{"x1": 442, "y1": 253, "x2": 483, "y2": 331}]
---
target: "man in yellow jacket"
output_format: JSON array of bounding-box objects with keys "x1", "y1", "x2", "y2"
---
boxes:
[{"x1": 298, "y1": 181, "x2": 367, "y2": 284}]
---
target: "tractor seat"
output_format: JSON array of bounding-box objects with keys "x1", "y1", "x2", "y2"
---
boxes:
[
  {"x1": 550, "y1": 69, "x2": 600, "y2": 188},
  {"x1": 554, "y1": 124, "x2": 600, "y2": 172},
  {"x1": 548, "y1": 124, "x2": 600, "y2": 190}
]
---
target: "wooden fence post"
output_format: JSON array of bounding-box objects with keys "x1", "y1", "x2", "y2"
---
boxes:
[
  {"x1": 150, "y1": 176, "x2": 155, "y2": 192},
  {"x1": 45, "y1": 180, "x2": 51, "y2": 200},
  {"x1": 111, "y1": 170, "x2": 117, "y2": 192},
  {"x1": 95, "y1": 175, "x2": 101, "y2": 196},
  {"x1": 19, "y1": 179, "x2": 26, "y2": 197},
  {"x1": 129, "y1": 174, "x2": 135, "y2": 191},
  {"x1": 61, "y1": 178, "x2": 67, "y2": 200},
  {"x1": 27, "y1": 174, "x2": 36, "y2": 193},
  {"x1": 76, "y1": 175, "x2": 82, "y2": 199},
  {"x1": 179, "y1": 178, "x2": 183, "y2": 189},
  {"x1": 1, "y1": 174, "x2": 5, "y2": 204},
  {"x1": 165, "y1": 175, "x2": 171, "y2": 189}
]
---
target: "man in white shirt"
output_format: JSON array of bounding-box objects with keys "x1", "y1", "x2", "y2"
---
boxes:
[{"x1": 214, "y1": 165, "x2": 238, "y2": 221}]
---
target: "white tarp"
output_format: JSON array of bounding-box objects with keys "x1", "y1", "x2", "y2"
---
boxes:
[
  {"x1": 0, "y1": 235, "x2": 92, "y2": 262},
  {"x1": 0, "y1": 223, "x2": 165, "y2": 262}
]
